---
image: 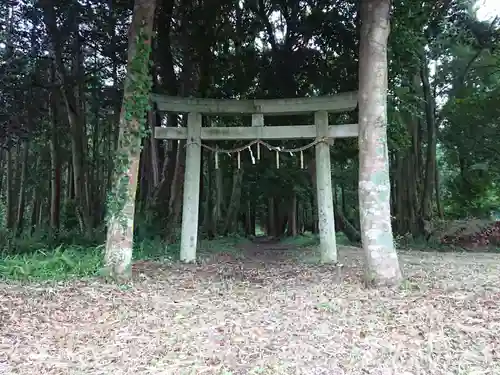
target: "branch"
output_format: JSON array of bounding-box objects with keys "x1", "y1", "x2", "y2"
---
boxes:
[{"x1": 247, "y1": 0, "x2": 279, "y2": 52}]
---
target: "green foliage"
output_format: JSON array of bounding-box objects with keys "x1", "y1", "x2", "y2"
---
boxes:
[
  {"x1": 197, "y1": 236, "x2": 250, "y2": 259},
  {"x1": 281, "y1": 233, "x2": 319, "y2": 248},
  {"x1": 0, "y1": 228, "x2": 104, "y2": 255},
  {"x1": 0, "y1": 245, "x2": 102, "y2": 281},
  {"x1": 444, "y1": 181, "x2": 500, "y2": 219},
  {"x1": 281, "y1": 232, "x2": 353, "y2": 248},
  {"x1": 439, "y1": 69, "x2": 500, "y2": 218},
  {"x1": 133, "y1": 237, "x2": 176, "y2": 261},
  {"x1": 0, "y1": 235, "x2": 251, "y2": 281}
]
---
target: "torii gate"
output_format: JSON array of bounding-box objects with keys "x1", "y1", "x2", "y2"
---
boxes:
[{"x1": 152, "y1": 92, "x2": 359, "y2": 263}]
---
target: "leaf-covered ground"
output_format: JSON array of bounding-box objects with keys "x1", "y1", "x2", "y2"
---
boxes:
[{"x1": 1, "y1": 245, "x2": 499, "y2": 375}]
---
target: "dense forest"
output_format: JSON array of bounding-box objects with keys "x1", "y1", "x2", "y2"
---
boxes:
[{"x1": 1, "y1": 0, "x2": 499, "y2": 278}]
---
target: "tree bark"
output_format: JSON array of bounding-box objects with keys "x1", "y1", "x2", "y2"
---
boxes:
[
  {"x1": 214, "y1": 164, "x2": 224, "y2": 226},
  {"x1": 307, "y1": 158, "x2": 319, "y2": 234},
  {"x1": 420, "y1": 53, "x2": 437, "y2": 223},
  {"x1": 250, "y1": 201, "x2": 256, "y2": 236},
  {"x1": 148, "y1": 108, "x2": 160, "y2": 190},
  {"x1": 137, "y1": 139, "x2": 150, "y2": 206},
  {"x1": 0, "y1": 149, "x2": 3, "y2": 195},
  {"x1": 66, "y1": 162, "x2": 74, "y2": 201},
  {"x1": 104, "y1": 0, "x2": 157, "y2": 279},
  {"x1": 30, "y1": 187, "x2": 41, "y2": 235},
  {"x1": 203, "y1": 148, "x2": 215, "y2": 238},
  {"x1": 50, "y1": 67, "x2": 61, "y2": 232},
  {"x1": 40, "y1": 1, "x2": 92, "y2": 233},
  {"x1": 223, "y1": 168, "x2": 244, "y2": 235},
  {"x1": 358, "y1": 0, "x2": 402, "y2": 286},
  {"x1": 15, "y1": 142, "x2": 29, "y2": 236},
  {"x1": 5, "y1": 148, "x2": 14, "y2": 230},
  {"x1": 267, "y1": 196, "x2": 276, "y2": 236},
  {"x1": 287, "y1": 193, "x2": 298, "y2": 236},
  {"x1": 435, "y1": 163, "x2": 444, "y2": 218}
]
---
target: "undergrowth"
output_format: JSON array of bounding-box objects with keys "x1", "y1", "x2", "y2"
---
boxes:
[
  {"x1": 3, "y1": 227, "x2": 497, "y2": 282},
  {"x1": 0, "y1": 246, "x2": 102, "y2": 281},
  {"x1": 280, "y1": 232, "x2": 351, "y2": 248},
  {"x1": 0, "y1": 232, "x2": 251, "y2": 281}
]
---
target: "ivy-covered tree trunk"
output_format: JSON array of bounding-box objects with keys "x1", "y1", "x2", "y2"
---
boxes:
[
  {"x1": 104, "y1": 0, "x2": 157, "y2": 279},
  {"x1": 358, "y1": 0, "x2": 403, "y2": 286}
]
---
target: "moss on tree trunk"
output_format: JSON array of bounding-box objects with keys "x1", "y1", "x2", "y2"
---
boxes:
[{"x1": 103, "y1": 0, "x2": 157, "y2": 280}]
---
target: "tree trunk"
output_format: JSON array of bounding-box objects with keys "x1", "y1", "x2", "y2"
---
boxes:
[
  {"x1": 223, "y1": 168, "x2": 244, "y2": 234},
  {"x1": 435, "y1": 164, "x2": 444, "y2": 219},
  {"x1": 420, "y1": 53, "x2": 437, "y2": 223},
  {"x1": 104, "y1": 0, "x2": 157, "y2": 279},
  {"x1": 243, "y1": 200, "x2": 251, "y2": 236},
  {"x1": 5, "y1": 148, "x2": 14, "y2": 230},
  {"x1": 11, "y1": 144, "x2": 21, "y2": 223},
  {"x1": 38, "y1": 201, "x2": 45, "y2": 229},
  {"x1": 358, "y1": 0, "x2": 402, "y2": 286},
  {"x1": 151, "y1": 121, "x2": 177, "y2": 225},
  {"x1": 276, "y1": 199, "x2": 287, "y2": 237},
  {"x1": 15, "y1": 142, "x2": 29, "y2": 236},
  {"x1": 335, "y1": 206, "x2": 361, "y2": 243},
  {"x1": 66, "y1": 162, "x2": 74, "y2": 201},
  {"x1": 214, "y1": 164, "x2": 224, "y2": 226},
  {"x1": 287, "y1": 193, "x2": 298, "y2": 236},
  {"x1": 108, "y1": 16, "x2": 122, "y2": 198},
  {"x1": 340, "y1": 181, "x2": 347, "y2": 215},
  {"x1": 0, "y1": 149, "x2": 3, "y2": 195},
  {"x1": 148, "y1": 109, "x2": 160, "y2": 190},
  {"x1": 407, "y1": 73, "x2": 423, "y2": 235},
  {"x1": 307, "y1": 158, "x2": 319, "y2": 234},
  {"x1": 267, "y1": 196, "x2": 276, "y2": 236},
  {"x1": 166, "y1": 138, "x2": 186, "y2": 239},
  {"x1": 50, "y1": 74, "x2": 61, "y2": 232},
  {"x1": 250, "y1": 201, "x2": 256, "y2": 236},
  {"x1": 203, "y1": 148, "x2": 215, "y2": 238},
  {"x1": 30, "y1": 188, "x2": 41, "y2": 235},
  {"x1": 90, "y1": 77, "x2": 104, "y2": 228},
  {"x1": 394, "y1": 154, "x2": 405, "y2": 233}
]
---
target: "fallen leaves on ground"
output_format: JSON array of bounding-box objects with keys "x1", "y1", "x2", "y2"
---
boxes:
[{"x1": 1, "y1": 247, "x2": 499, "y2": 375}]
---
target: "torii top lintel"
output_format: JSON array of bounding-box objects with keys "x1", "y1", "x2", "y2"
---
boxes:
[{"x1": 151, "y1": 91, "x2": 358, "y2": 115}]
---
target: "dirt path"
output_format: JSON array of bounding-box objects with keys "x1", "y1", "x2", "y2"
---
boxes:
[{"x1": 236, "y1": 236, "x2": 304, "y2": 262}]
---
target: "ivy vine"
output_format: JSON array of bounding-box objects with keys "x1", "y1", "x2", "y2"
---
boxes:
[{"x1": 106, "y1": 27, "x2": 153, "y2": 229}]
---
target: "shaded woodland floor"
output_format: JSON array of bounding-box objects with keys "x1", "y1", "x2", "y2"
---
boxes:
[{"x1": 1, "y1": 242, "x2": 499, "y2": 375}]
